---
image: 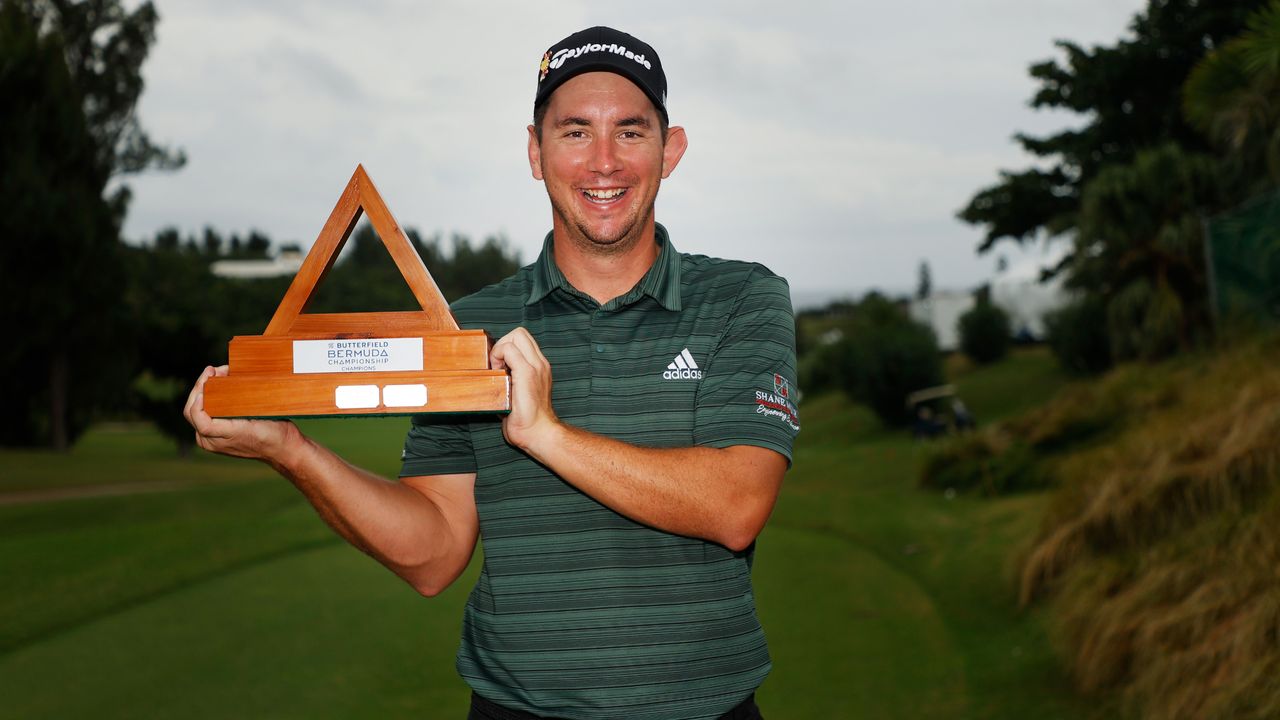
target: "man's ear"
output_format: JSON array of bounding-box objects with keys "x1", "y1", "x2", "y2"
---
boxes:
[
  {"x1": 662, "y1": 126, "x2": 688, "y2": 179},
  {"x1": 527, "y1": 125, "x2": 544, "y2": 181}
]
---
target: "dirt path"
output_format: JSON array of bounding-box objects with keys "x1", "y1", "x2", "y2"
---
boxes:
[{"x1": 0, "y1": 478, "x2": 243, "y2": 507}]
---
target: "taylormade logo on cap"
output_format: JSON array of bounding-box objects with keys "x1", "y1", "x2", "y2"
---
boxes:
[
  {"x1": 548, "y1": 43, "x2": 652, "y2": 73},
  {"x1": 534, "y1": 26, "x2": 668, "y2": 120}
]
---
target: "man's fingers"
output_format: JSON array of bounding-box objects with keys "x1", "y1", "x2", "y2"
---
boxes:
[
  {"x1": 492, "y1": 339, "x2": 536, "y2": 377},
  {"x1": 186, "y1": 364, "x2": 237, "y2": 430},
  {"x1": 492, "y1": 328, "x2": 548, "y2": 373},
  {"x1": 492, "y1": 331, "x2": 536, "y2": 371},
  {"x1": 183, "y1": 366, "x2": 215, "y2": 423},
  {"x1": 507, "y1": 328, "x2": 549, "y2": 367},
  {"x1": 189, "y1": 396, "x2": 220, "y2": 437}
]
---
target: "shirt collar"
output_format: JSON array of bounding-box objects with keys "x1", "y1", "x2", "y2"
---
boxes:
[{"x1": 525, "y1": 223, "x2": 683, "y2": 311}]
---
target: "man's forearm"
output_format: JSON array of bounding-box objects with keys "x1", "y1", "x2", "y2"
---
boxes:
[
  {"x1": 268, "y1": 431, "x2": 478, "y2": 596},
  {"x1": 520, "y1": 423, "x2": 785, "y2": 551}
]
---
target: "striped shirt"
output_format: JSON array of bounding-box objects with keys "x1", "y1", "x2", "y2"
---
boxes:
[{"x1": 400, "y1": 224, "x2": 800, "y2": 720}]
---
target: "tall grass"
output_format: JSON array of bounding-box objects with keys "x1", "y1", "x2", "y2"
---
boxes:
[{"x1": 1014, "y1": 333, "x2": 1280, "y2": 719}]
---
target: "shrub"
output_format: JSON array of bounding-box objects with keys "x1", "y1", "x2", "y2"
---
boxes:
[
  {"x1": 958, "y1": 298, "x2": 1012, "y2": 364},
  {"x1": 796, "y1": 294, "x2": 944, "y2": 426},
  {"x1": 797, "y1": 334, "x2": 849, "y2": 396},
  {"x1": 1045, "y1": 295, "x2": 1112, "y2": 375},
  {"x1": 920, "y1": 430, "x2": 1049, "y2": 495},
  {"x1": 837, "y1": 296, "x2": 944, "y2": 426}
]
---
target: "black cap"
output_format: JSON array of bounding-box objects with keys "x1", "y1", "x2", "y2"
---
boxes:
[{"x1": 535, "y1": 26, "x2": 667, "y2": 121}]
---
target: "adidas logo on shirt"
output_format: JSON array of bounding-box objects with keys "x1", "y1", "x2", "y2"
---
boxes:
[{"x1": 663, "y1": 348, "x2": 704, "y2": 380}]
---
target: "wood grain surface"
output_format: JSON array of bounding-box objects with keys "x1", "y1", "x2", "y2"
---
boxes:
[{"x1": 204, "y1": 370, "x2": 509, "y2": 418}]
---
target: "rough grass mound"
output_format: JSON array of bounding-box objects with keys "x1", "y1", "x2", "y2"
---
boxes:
[
  {"x1": 1018, "y1": 334, "x2": 1280, "y2": 719},
  {"x1": 920, "y1": 354, "x2": 1177, "y2": 495}
]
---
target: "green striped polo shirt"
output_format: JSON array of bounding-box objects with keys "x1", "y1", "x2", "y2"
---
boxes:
[{"x1": 400, "y1": 224, "x2": 800, "y2": 720}]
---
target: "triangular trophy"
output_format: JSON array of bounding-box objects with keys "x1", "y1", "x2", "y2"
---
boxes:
[{"x1": 203, "y1": 165, "x2": 510, "y2": 418}]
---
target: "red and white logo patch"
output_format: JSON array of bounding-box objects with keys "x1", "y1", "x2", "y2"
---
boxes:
[
  {"x1": 755, "y1": 373, "x2": 800, "y2": 431},
  {"x1": 773, "y1": 373, "x2": 790, "y2": 399}
]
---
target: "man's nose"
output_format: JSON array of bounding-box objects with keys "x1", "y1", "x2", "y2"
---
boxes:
[{"x1": 587, "y1": 137, "x2": 620, "y2": 175}]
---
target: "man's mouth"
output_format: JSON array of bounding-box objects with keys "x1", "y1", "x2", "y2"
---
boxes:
[{"x1": 582, "y1": 188, "x2": 627, "y2": 204}]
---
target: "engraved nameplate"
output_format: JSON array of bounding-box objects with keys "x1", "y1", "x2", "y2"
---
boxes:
[
  {"x1": 293, "y1": 338, "x2": 424, "y2": 374},
  {"x1": 334, "y1": 385, "x2": 380, "y2": 409},
  {"x1": 383, "y1": 384, "x2": 428, "y2": 408}
]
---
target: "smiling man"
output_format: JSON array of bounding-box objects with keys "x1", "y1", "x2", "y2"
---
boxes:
[{"x1": 186, "y1": 26, "x2": 799, "y2": 720}]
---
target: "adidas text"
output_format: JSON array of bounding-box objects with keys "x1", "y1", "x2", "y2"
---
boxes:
[
  {"x1": 663, "y1": 368, "x2": 703, "y2": 380},
  {"x1": 663, "y1": 348, "x2": 703, "y2": 380}
]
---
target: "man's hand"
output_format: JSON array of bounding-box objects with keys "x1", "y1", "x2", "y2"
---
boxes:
[
  {"x1": 490, "y1": 328, "x2": 562, "y2": 454},
  {"x1": 183, "y1": 365, "x2": 300, "y2": 466}
]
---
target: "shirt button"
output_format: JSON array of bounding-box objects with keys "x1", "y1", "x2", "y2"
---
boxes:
[{"x1": 595, "y1": 344, "x2": 605, "y2": 353}]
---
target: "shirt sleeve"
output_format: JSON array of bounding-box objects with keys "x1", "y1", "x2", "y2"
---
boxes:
[
  {"x1": 398, "y1": 413, "x2": 477, "y2": 478},
  {"x1": 692, "y1": 269, "x2": 801, "y2": 464}
]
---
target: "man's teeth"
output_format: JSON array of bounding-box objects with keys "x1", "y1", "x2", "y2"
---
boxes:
[{"x1": 583, "y1": 188, "x2": 625, "y2": 200}]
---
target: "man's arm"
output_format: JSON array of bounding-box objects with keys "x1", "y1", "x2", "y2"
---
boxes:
[
  {"x1": 491, "y1": 330, "x2": 786, "y2": 552},
  {"x1": 184, "y1": 366, "x2": 479, "y2": 596}
]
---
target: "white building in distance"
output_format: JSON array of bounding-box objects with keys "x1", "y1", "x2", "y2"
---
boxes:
[
  {"x1": 910, "y1": 248, "x2": 1070, "y2": 351},
  {"x1": 211, "y1": 248, "x2": 304, "y2": 279},
  {"x1": 910, "y1": 290, "x2": 974, "y2": 351}
]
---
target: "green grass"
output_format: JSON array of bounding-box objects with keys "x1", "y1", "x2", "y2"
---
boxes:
[
  {"x1": 949, "y1": 346, "x2": 1068, "y2": 423},
  {"x1": 0, "y1": 351, "x2": 1088, "y2": 718},
  {"x1": 757, "y1": 385, "x2": 1086, "y2": 718}
]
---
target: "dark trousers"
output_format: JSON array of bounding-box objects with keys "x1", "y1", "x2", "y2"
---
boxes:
[{"x1": 468, "y1": 692, "x2": 764, "y2": 720}]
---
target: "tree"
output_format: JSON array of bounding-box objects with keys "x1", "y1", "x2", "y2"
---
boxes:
[
  {"x1": 1044, "y1": 295, "x2": 1113, "y2": 375},
  {"x1": 1184, "y1": 0, "x2": 1280, "y2": 188},
  {"x1": 124, "y1": 242, "x2": 225, "y2": 456},
  {"x1": 958, "y1": 297, "x2": 1011, "y2": 364},
  {"x1": 829, "y1": 294, "x2": 944, "y2": 427},
  {"x1": 308, "y1": 224, "x2": 522, "y2": 314},
  {"x1": 916, "y1": 260, "x2": 932, "y2": 300},
  {"x1": 0, "y1": 2, "x2": 128, "y2": 449},
  {"x1": 0, "y1": 0, "x2": 181, "y2": 449},
  {"x1": 18, "y1": 0, "x2": 184, "y2": 217},
  {"x1": 959, "y1": 0, "x2": 1264, "y2": 254},
  {"x1": 1069, "y1": 144, "x2": 1221, "y2": 360}
]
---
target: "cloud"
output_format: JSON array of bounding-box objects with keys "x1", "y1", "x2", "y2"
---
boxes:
[{"x1": 123, "y1": 1, "x2": 1147, "y2": 299}]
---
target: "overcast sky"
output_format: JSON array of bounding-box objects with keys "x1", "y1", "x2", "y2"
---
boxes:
[{"x1": 120, "y1": 0, "x2": 1147, "y2": 307}]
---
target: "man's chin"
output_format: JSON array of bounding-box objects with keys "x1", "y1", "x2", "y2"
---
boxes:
[{"x1": 573, "y1": 223, "x2": 639, "y2": 254}]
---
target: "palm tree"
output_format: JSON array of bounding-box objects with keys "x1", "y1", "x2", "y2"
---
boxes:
[{"x1": 1184, "y1": 0, "x2": 1280, "y2": 185}]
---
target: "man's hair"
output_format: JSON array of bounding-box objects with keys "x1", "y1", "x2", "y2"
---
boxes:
[{"x1": 532, "y1": 97, "x2": 670, "y2": 144}]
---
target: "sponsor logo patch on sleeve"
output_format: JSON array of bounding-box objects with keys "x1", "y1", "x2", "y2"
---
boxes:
[{"x1": 754, "y1": 373, "x2": 800, "y2": 431}]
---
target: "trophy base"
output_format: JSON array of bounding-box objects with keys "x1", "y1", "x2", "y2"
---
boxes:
[{"x1": 204, "y1": 370, "x2": 509, "y2": 418}]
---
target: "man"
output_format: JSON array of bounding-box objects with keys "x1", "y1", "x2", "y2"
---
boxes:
[{"x1": 185, "y1": 26, "x2": 799, "y2": 720}]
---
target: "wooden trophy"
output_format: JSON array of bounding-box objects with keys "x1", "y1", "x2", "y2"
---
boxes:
[{"x1": 203, "y1": 165, "x2": 509, "y2": 418}]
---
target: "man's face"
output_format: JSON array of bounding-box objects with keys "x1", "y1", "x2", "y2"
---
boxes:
[{"x1": 528, "y1": 72, "x2": 687, "y2": 256}]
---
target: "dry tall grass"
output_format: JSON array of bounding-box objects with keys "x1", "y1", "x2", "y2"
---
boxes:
[{"x1": 1017, "y1": 333, "x2": 1280, "y2": 719}]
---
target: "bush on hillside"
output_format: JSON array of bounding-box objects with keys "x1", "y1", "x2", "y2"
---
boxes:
[
  {"x1": 1044, "y1": 295, "x2": 1112, "y2": 375},
  {"x1": 919, "y1": 430, "x2": 1049, "y2": 495},
  {"x1": 797, "y1": 334, "x2": 849, "y2": 396},
  {"x1": 958, "y1": 298, "x2": 1012, "y2": 364},
  {"x1": 796, "y1": 294, "x2": 944, "y2": 426},
  {"x1": 833, "y1": 295, "x2": 944, "y2": 426}
]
